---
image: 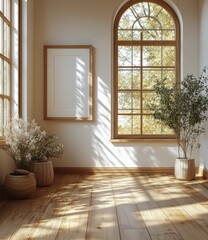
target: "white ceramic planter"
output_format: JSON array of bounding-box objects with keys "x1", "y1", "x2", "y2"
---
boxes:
[{"x1": 174, "y1": 158, "x2": 195, "y2": 180}]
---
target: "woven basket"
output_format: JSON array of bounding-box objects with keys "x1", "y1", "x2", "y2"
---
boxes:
[
  {"x1": 174, "y1": 158, "x2": 195, "y2": 180},
  {"x1": 30, "y1": 161, "x2": 54, "y2": 187},
  {"x1": 4, "y1": 173, "x2": 36, "y2": 199}
]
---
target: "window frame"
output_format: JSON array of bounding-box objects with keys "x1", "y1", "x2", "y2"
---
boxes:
[
  {"x1": 112, "y1": 0, "x2": 180, "y2": 141},
  {"x1": 0, "y1": 0, "x2": 22, "y2": 142}
]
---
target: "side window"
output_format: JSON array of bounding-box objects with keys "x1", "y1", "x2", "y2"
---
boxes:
[
  {"x1": 0, "y1": 0, "x2": 20, "y2": 140},
  {"x1": 113, "y1": 0, "x2": 180, "y2": 140}
]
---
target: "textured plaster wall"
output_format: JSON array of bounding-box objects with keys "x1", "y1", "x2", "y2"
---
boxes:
[
  {"x1": 32, "y1": 0, "x2": 199, "y2": 169},
  {"x1": 0, "y1": 0, "x2": 201, "y2": 186},
  {"x1": 199, "y1": 0, "x2": 208, "y2": 170}
]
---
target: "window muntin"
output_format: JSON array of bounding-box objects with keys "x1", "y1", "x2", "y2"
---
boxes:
[
  {"x1": 118, "y1": 2, "x2": 175, "y2": 41},
  {"x1": 0, "y1": 0, "x2": 20, "y2": 140},
  {"x1": 113, "y1": 0, "x2": 180, "y2": 140}
]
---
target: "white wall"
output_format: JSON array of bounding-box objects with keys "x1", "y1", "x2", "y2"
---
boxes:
[
  {"x1": 0, "y1": 0, "x2": 201, "y2": 185},
  {"x1": 0, "y1": 150, "x2": 15, "y2": 185},
  {"x1": 165, "y1": 0, "x2": 199, "y2": 77},
  {"x1": 32, "y1": 0, "x2": 199, "y2": 169},
  {"x1": 199, "y1": 0, "x2": 208, "y2": 170}
]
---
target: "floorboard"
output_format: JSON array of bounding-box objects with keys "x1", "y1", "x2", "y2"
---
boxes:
[{"x1": 0, "y1": 174, "x2": 207, "y2": 240}]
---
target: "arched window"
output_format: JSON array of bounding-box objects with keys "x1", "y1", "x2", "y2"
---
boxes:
[{"x1": 113, "y1": 0, "x2": 180, "y2": 140}]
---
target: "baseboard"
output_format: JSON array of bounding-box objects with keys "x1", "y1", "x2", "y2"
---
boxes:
[
  {"x1": 198, "y1": 166, "x2": 208, "y2": 179},
  {"x1": 203, "y1": 168, "x2": 208, "y2": 179},
  {"x1": 54, "y1": 167, "x2": 174, "y2": 175}
]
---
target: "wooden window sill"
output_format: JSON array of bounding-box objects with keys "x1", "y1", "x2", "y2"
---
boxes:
[{"x1": 111, "y1": 138, "x2": 177, "y2": 144}]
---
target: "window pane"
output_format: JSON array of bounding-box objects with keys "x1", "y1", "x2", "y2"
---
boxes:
[
  {"x1": 12, "y1": 64, "x2": 18, "y2": 103},
  {"x1": 118, "y1": 69, "x2": 132, "y2": 89},
  {"x1": 118, "y1": 46, "x2": 131, "y2": 66},
  {"x1": 133, "y1": 47, "x2": 141, "y2": 66},
  {"x1": 143, "y1": 30, "x2": 175, "y2": 41},
  {"x1": 143, "y1": 69, "x2": 175, "y2": 89},
  {"x1": 12, "y1": 64, "x2": 19, "y2": 118},
  {"x1": 0, "y1": 59, "x2": 2, "y2": 94},
  {"x1": 118, "y1": 115, "x2": 141, "y2": 135},
  {"x1": 118, "y1": 92, "x2": 131, "y2": 113},
  {"x1": 118, "y1": 30, "x2": 132, "y2": 41},
  {"x1": 163, "y1": 46, "x2": 175, "y2": 66},
  {"x1": 132, "y1": 92, "x2": 141, "y2": 113},
  {"x1": 143, "y1": 30, "x2": 162, "y2": 41},
  {"x1": 4, "y1": 0, "x2": 10, "y2": 20},
  {"x1": 4, "y1": 98, "x2": 10, "y2": 125},
  {"x1": 143, "y1": 115, "x2": 173, "y2": 134},
  {"x1": 163, "y1": 69, "x2": 175, "y2": 88},
  {"x1": 157, "y1": 8, "x2": 175, "y2": 29},
  {"x1": 132, "y1": 115, "x2": 141, "y2": 134},
  {"x1": 12, "y1": 0, "x2": 19, "y2": 118},
  {"x1": 118, "y1": 46, "x2": 140, "y2": 66},
  {"x1": 143, "y1": 69, "x2": 161, "y2": 90},
  {"x1": 143, "y1": 46, "x2": 175, "y2": 67},
  {"x1": 118, "y1": 2, "x2": 175, "y2": 41},
  {"x1": 143, "y1": 92, "x2": 157, "y2": 114},
  {"x1": 118, "y1": 29, "x2": 143, "y2": 41},
  {"x1": 118, "y1": 115, "x2": 132, "y2": 134},
  {"x1": 118, "y1": 69, "x2": 140, "y2": 89},
  {"x1": 13, "y1": 0, "x2": 19, "y2": 30},
  {"x1": 163, "y1": 30, "x2": 175, "y2": 40},
  {"x1": 139, "y1": 16, "x2": 161, "y2": 30},
  {"x1": 143, "y1": 46, "x2": 161, "y2": 66},
  {"x1": 163, "y1": 125, "x2": 174, "y2": 134},
  {"x1": 0, "y1": 18, "x2": 3, "y2": 54},
  {"x1": 0, "y1": 0, "x2": 3, "y2": 12},
  {"x1": 4, "y1": 61, "x2": 10, "y2": 95},
  {"x1": 132, "y1": 30, "x2": 141, "y2": 40},
  {"x1": 4, "y1": 22, "x2": 10, "y2": 58},
  {"x1": 118, "y1": 92, "x2": 141, "y2": 114},
  {"x1": 119, "y1": 8, "x2": 136, "y2": 29},
  {"x1": 12, "y1": 26, "x2": 19, "y2": 63},
  {"x1": 143, "y1": 115, "x2": 162, "y2": 134}
]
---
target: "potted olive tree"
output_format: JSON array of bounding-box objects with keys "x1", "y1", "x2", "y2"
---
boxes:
[{"x1": 149, "y1": 67, "x2": 208, "y2": 180}]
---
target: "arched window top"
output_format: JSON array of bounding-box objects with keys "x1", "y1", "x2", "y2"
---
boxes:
[{"x1": 116, "y1": 1, "x2": 178, "y2": 41}]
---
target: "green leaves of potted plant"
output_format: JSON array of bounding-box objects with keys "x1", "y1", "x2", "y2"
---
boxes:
[
  {"x1": 29, "y1": 131, "x2": 64, "y2": 186},
  {"x1": 2, "y1": 118, "x2": 38, "y2": 198},
  {"x1": 2, "y1": 118, "x2": 64, "y2": 187},
  {"x1": 149, "y1": 67, "x2": 208, "y2": 180}
]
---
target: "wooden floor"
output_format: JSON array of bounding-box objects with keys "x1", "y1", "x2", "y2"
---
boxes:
[{"x1": 0, "y1": 174, "x2": 208, "y2": 240}]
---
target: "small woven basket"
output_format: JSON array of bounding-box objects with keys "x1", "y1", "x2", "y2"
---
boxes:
[{"x1": 4, "y1": 172, "x2": 36, "y2": 199}]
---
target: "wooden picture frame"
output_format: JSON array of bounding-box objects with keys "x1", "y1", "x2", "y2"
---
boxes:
[{"x1": 44, "y1": 45, "x2": 94, "y2": 121}]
